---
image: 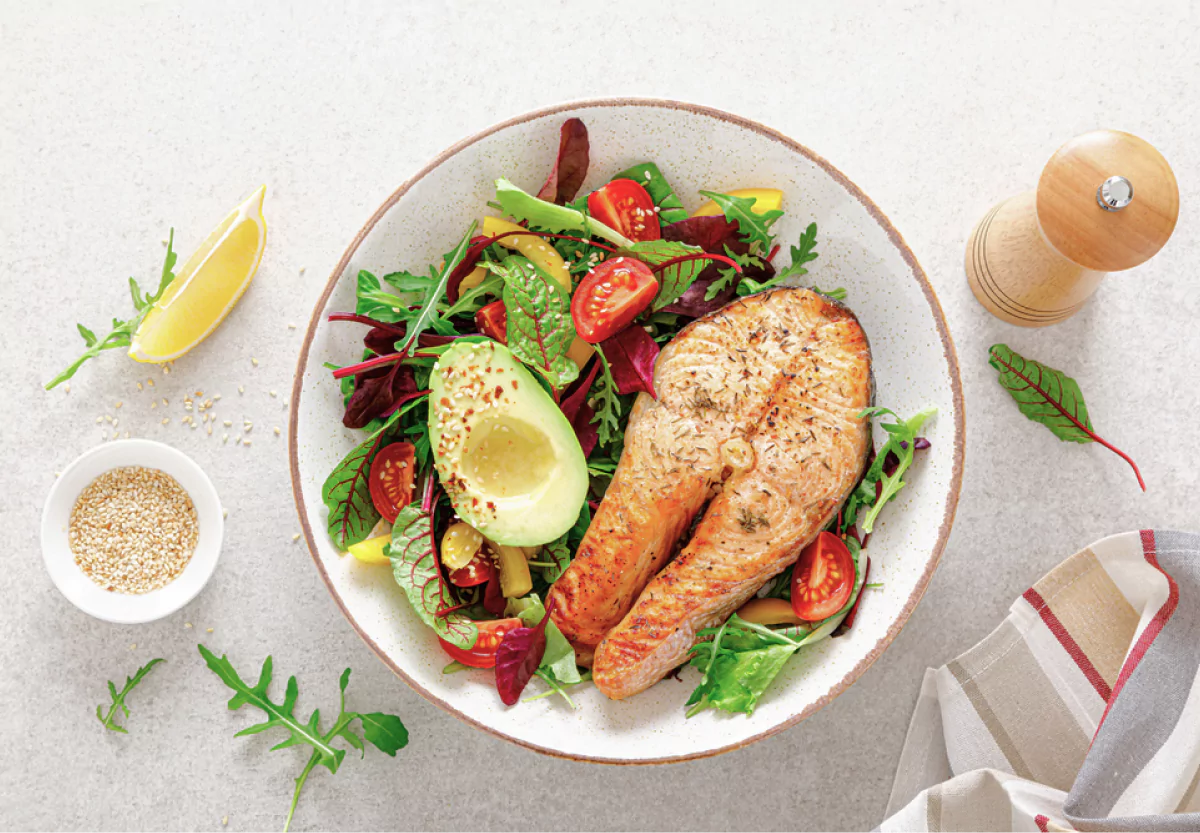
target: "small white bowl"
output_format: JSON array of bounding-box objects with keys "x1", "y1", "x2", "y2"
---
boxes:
[{"x1": 41, "y1": 439, "x2": 223, "y2": 624}]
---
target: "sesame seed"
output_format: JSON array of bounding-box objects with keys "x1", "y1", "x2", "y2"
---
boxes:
[
  {"x1": 96, "y1": 416, "x2": 104, "y2": 424},
  {"x1": 114, "y1": 401, "x2": 122, "y2": 409},
  {"x1": 213, "y1": 394, "x2": 222, "y2": 401},
  {"x1": 151, "y1": 402, "x2": 157, "y2": 410},
  {"x1": 299, "y1": 266, "x2": 306, "y2": 274},
  {"x1": 243, "y1": 439, "x2": 252, "y2": 446},
  {"x1": 222, "y1": 434, "x2": 228, "y2": 443},
  {"x1": 292, "y1": 533, "x2": 301, "y2": 542},
  {"x1": 238, "y1": 386, "x2": 244, "y2": 394},
  {"x1": 130, "y1": 643, "x2": 137, "y2": 650},
  {"x1": 222, "y1": 817, "x2": 228, "y2": 826},
  {"x1": 222, "y1": 509, "x2": 228, "y2": 518},
  {"x1": 111, "y1": 431, "x2": 119, "y2": 440},
  {"x1": 251, "y1": 357, "x2": 259, "y2": 366},
  {"x1": 288, "y1": 323, "x2": 297, "y2": 329},
  {"x1": 162, "y1": 398, "x2": 168, "y2": 406},
  {"x1": 161, "y1": 418, "x2": 170, "y2": 425},
  {"x1": 185, "y1": 622, "x2": 192, "y2": 629},
  {"x1": 147, "y1": 378, "x2": 155, "y2": 387},
  {"x1": 206, "y1": 628, "x2": 213, "y2": 633},
  {"x1": 223, "y1": 420, "x2": 232, "y2": 427},
  {"x1": 269, "y1": 390, "x2": 277, "y2": 397},
  {"x1": 194, "y1": 390, "x2": 203, "y2": 397},
  {"x1": 68, "y1": 466, "x2": 198, "y2": 594},
  {"x1": 163, "y1": 365, "x2": 170, "y2": 374},
  {"x1": 273, "y1": 427, "x2": 281, "y2": 436},
  {"x1": 137, "y1": 382, "x2": 143, "y2": 391},
  {"x1": 123, "y1": 431, "x2": 130, "y2": 439}
]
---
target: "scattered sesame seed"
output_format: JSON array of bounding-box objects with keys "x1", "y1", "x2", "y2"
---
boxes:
[
  {"x1": 251, "y1": 357, "x2": 259, "y2": 366},
  {"x1": 238, "y1": 386, "x2": 245, "y2": 394},
  {"x1": 299, "y1": 266, "x2": 306, "y2": 273},
  {"x1": 162, "y1": 418, "x2": 170, "y2": 425},
  {"x1": 223, "y1": 420, "x2": 232, "y2": 427},
  {"x1": 223, "y1": 434, "x2": 229, "y2": 443},
  {"x1": 163, "y1": 365, "x2": 170, "y2": 374},
  {"x1": 65, "y1": 384, "x2": 71, "y2": 393},
  {"x1": 206, "y1": 628, "x2": 213, "y2": 633},
  {"x1": 151, "y1": 402, "x2": 157, "y2": 410},
  {"x1": 222, "y1": 816, "x2": 228, "y2": 826},
  {"x1": 130, "y1": 643, "x2": 137, "y2": 650},
  {"x1": 162, "y1": 398, "x2": 168, "y2": 406},
  {"x1": 137, "y1": 382, "x2": 143, "y2": 391},
  {"x1": 185, "y1": 622, "x2": 193, "y2": 629},
  {"x1": 114, "y1": 401, "x2": 122, "y2": 409},
  {"x1": 273, "y1": 427, "x2": 281, "y2": 436},
  {"x1": 194, "y1": 390, "x2": 203, "y2": 397},
  {"x1": 96, "y1": 416, "x2": 104, "y2": 424},
  {"x1": 147, "y1": 378, "x2": 155, "y2": 387},
  {"x1": 124, "y1": 431, "x2": 130, "y2": 439},
  {"x1": 213, "y1": 394, "x2": 221, "y2": 401},
  {"x1": 288, "y1": 323, "x2": 297, "y2": 329},
  {"x1": 269, "y1": 390, "x2": 277, "y2": 397},
  {"x1": 111, "y1": 431, "x2": 119, "y2": 440},
  {"x1": 112, "y1": 418, "x2": 119, "y2": 428},
  {"x1": 243, "y1": 439, "x2": 252, "y2": 446}
]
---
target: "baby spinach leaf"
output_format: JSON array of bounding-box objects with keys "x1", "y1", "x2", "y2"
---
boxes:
[
  {"x1": 988, "y1": 343, "x2": 1145, "y2": 490},
  {"x1": 611, "y1": 162, "x2": 689, "y2": 224},
  {"x1": 488, "y1": 255, "x2": 579, "y2": 389},
  {"x1": 95, "y1": 657, "x2": 165, "y2": 734},
  {"x1": 197, "y1": 646, "x2": 408, "y2": 832},
  {"x1": 389, "y1": 500, "x2": 478, "y2": 650}
]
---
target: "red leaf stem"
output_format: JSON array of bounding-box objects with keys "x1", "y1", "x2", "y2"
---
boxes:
[{"x1": 647, "y1": 251, "x2": 741, "y2": 276}]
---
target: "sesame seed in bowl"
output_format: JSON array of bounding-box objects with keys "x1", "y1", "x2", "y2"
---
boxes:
[{"x1": 41, "y1": 439, "x2": 223, "y2": 624}]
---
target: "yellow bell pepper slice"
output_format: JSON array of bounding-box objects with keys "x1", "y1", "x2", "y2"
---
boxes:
[
  {"x1": 482, "y1": 216, "x2": 593, "y2": 368},
  {"x1": 458, "y1": 265, "x2": 488, "y2": 293},
  {"x1": 347, "y1": 534, "x2": 392, "y2": 566},
  {"x1": 693, "y1": 188, "x2": 783, "y2": 217},
  {"x1": 496, "y1": 544, "x2": 533, "y2": 598}
]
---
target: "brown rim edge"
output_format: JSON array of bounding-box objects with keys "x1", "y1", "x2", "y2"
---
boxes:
[{"x1": 289, "y1": 97, "x2": 966, "y2": 766}]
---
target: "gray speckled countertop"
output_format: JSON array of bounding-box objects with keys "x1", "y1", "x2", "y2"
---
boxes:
[{"x1": 3, "y1": 2, "x2": 1198, "y2": 830}]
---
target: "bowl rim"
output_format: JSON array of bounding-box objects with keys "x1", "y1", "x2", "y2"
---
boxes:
[
  {"x1": 288, "y1": 96, "x2": 965, "y2": 765},
  {"x1": 41, "y1": 437, "x2": 224, "y2": 624}
]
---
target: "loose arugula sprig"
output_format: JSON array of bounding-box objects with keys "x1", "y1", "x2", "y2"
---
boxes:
[
  {"x1": 198, "y1": 645, "x2": 409, "y2": 833},
  {"x1": 590, "y1": 345, "x2": 625, "y2": 446},
  {"x1": 46, "y1": 230, "x2": 178, "y2": 389},
  {"x1": 95, "y1": 657, "x2": 165, "y2": 733}
]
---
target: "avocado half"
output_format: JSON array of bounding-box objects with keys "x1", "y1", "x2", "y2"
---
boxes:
[{"x1": 428, "y1": 340, "x2": 588, "y2": 546}]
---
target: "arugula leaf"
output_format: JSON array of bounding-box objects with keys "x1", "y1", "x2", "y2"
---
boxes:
[
  {"x1": 197, "y1": 646, "x2": 408, "y2": 832},
  {"x1": 487, "y1": 255, "x2": 579, "y2": 389},
  {"x1": 707, "y1": 246, "x2": 763, "y2": 301},
  {"x1": 988, "y1": 344, "x2": 1145, "y2": 490},
  {"x1": 396, "y1": 223, "x2": 476, "y2": 356},
  {"x1": 811, "y1": 285, "x2": 847, "y2": 301},
  {"x1": 697, "y1": 191, "x2": 783, "y2": 252},
  {"x1": 494, "y1": 178, "x2": 632, "y2": 248},
  {"x1": 389, "y1": 501, "x2": 478, "y2": 649},
  {"x1": 850, "y1": 407, "x2": 936, "y2": 534},
  {"x1": 590, "y1": 345, "x2": 624, "y2": 446},
  {"x1": 95, "y1": 658, "x2": 165, "y2": 733},
  {"x1": 737, "y1": 223, "x2": 819, "y2": 296},
  {"x1": 439, "y1": 272, "x2": 503, "y2": 319},
  {"x1": 355, "y1": 270, "x2": 416, "y2": 323},
  {"x1": 618, "y1": 240, "x2": 706, "y2": 311},
  {"x1": 611, "y1": 162, "x2": 689, "y2": 224},
  {"x1": 46, "y1": 229, "x2": 178, "y2": 389},
  {"x1": 320, "y1": 418, "x2": 396, "y2": 549}
]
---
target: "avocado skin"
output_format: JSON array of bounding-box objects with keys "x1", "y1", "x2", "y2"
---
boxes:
[{"x1": 428, "y1": 340, "x2": 588, "y2": 546}]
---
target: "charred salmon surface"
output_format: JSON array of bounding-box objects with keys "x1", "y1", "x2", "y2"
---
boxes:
[{"x1": 547, "y1": 288, "x2": 872, "y2": 698}]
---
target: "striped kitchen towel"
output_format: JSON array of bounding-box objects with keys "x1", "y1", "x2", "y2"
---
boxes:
[{"x1": 881, "y1": 529, "x2": 1200, "y2": 832}]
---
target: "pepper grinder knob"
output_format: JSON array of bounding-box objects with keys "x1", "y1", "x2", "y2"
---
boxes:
[{"x1": 966, "y1": 130, "x2": 1179, "y2": 327}]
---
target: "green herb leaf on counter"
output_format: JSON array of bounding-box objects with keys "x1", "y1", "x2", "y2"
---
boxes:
[
  {"x1": 494, "y1": 178, "x2": 632, "y2": 248},
  {"x1": 618, "y1": 239, "x2": 706, "y2": 311},
  {"x1": 611, "y1": 162, "x2": 689, "y2": 224},
  {"x1": 389, "y1": 500, "x2": 479, "y2": 650},
  {"x1": 845, "y1": 406, "x2": 937, "y2": 534},
  {"x1": 46, "y1": 230, "x2": 178, "y2": 389},
  {"x1": 395, "y1": 222, "x2": 476, "y2": 355},
  {"x1": 737, "y1": 222, "x2": 819, "y2": 297},
  {"x1": 197, "y1": 646, "x2": 408, "y2": 832},
  {"x1": 488, "y1": 255, "x2": 580, "y2": 389},
  {"x1": 697, "y1": 190, "x2": 783, "y2": 252},
  {"x1": 95, "y1": 657, "x2": 164, "y2": 733},
  {"x1": 988, "y1": 343, "x2": 1145, "y2": 490},
  {"x1": 320, "y1": 419, "x2": 397, "y2": 549}
]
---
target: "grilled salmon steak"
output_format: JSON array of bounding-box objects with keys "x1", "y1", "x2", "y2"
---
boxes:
[{"x1": 547, "y1": 287, "x2": 872, "y2": 698}]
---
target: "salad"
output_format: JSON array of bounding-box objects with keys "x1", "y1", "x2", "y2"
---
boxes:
[{"x1": 320, "y1": 118, "x2": 931, "y2": 715}]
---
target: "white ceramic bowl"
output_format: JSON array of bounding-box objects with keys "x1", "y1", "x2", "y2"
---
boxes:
[
  {"x1": 41, "y1": 439, "x2": 223, "y2": 624},
  {"x1": 290, "y1": 99, "x2": 964, "y2": 763}
]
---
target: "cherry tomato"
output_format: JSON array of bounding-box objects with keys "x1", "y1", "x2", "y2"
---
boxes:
[
  {"x1": 368, "y1": 441, "x2": 416, "y2": 523},
  {"x1": 438, "y1": 618, "x2": 523, "y2": 668},
  {"x1": 448, "y1": 549, "x2": 495, "y2": 587},
  {"x1": 791, "y1": 531, "x2": 855, "y2": 622},
  {"x1": 587, "y1": 179, "x2": 661, "y2": 242},
  {"x1": 475, "y1": 300, "x2": 507, "y2": 343},
  {"x1": 571, "y1": 257, "x2": 659, "y2": 343}
]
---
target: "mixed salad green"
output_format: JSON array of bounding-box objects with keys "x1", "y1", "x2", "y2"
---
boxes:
[{"x1": 320, "y1": 118, "x2": 932, "y2": 715}]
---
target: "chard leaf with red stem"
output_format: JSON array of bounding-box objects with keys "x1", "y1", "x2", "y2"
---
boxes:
[
  {"x1": 495, "y1": 598, "x2": 559, "y2": 705},
  {"x1": 536, "y1": 118, "x2": 589, "y2": 205},
  {"x1": 321, "y1": 420, "x2": 398, "y2": 549},
  {"x1": 388, "y1": 497, "x2": 478, "y2": 649},
  {"x1": 988, "y1": 344, "x2": 1145, "y2": 490},
  {"x1": 617, "y1": 240, "x2": 705, "y2": 311},
  {"x1": 488, "y1": 255, "x2": 579, "y2": 389},
  {"x1": 598, "y1": 326, "x2": 659, "y2": 398}
]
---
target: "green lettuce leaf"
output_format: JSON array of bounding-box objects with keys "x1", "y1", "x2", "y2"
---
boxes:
[{"x1": 494, "y1": 178, "x2": 632, "y2": 247}]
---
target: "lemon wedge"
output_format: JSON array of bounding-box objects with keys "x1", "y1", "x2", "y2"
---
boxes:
[{"x1": 129, "y1": 186, "x2": 267, "y2": 363}]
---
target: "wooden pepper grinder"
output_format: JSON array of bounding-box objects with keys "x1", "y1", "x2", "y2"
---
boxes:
[{"x1": 966, "y1": 130, "x2": 1178, "y2": 326}]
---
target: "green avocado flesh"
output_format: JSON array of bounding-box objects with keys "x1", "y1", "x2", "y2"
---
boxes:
[{"x1": 428, "y1": 340, "x2": 588, "y2": 546}]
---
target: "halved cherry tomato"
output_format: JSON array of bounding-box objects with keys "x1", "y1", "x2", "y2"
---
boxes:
[
  {"x1": 587, "y1": 179, "x2": 660, "y2": 242},
  {"x1": 438, "y1": 618, "x2": 523, "y2": 668},
  {"x1": 368, "y1": 442, "x2": 416, "y2": 523},
  {"x1": 571, "y1": 257, "x2": 659, "y2": 344},
  {"x1": 475, "y1": 300, "x2": 507, "y2": 343},
  {"x1": 791, "y1": 531, "x2": 855, "y2": 622},
  {"x1": 448, "y1": 549, "x2": 495, "y2": 587}
]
